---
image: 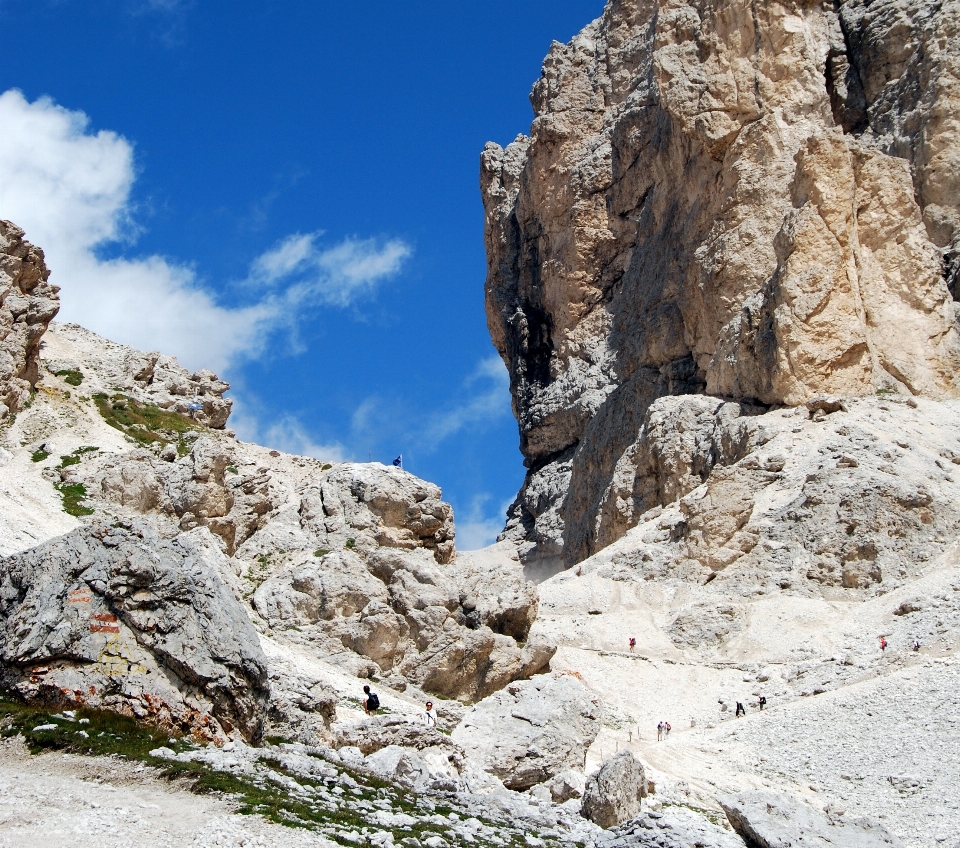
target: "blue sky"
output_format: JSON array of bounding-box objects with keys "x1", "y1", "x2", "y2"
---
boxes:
[{"x1": 0, "y1": 0, "x2": 602, "y2": 548}]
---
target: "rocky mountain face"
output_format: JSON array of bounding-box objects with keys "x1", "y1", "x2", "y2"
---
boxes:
[
  {"x1": 0, "y1": 224, "x2": 552, "y2": 748},
  {"x1": 0, "y1": 221, "x2": 59, "y2": 422},
  {"x1": 483, "y1": 0, "x2": 960, "y2": 572}
]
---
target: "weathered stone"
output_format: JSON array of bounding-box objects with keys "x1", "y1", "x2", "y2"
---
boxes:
[
  {"x1": 452, "y1": 674, "x2": 601, "y2": 790},
  {"x1": 719, "y1": 790, "x2": 904, "y2": 848},
  {"x1": 581, "y1": 750, "x2": 647, "y2": 828},
  {"x1": 0, "y1": 222, "x2": 59, "y2": 418},
  {"x1": 483, "y1": 0, "x2": 960, "y2": 569},
  {"x1": 0, "y1": 521, "x2": 269, "y2": 742}
]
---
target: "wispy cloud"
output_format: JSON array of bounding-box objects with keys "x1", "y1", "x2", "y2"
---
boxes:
[
  {"x1": 251, "y1": 232, "x2": 411, "y2": 308},
  {"x1": 455, "y1": 494, "x2": 510, "y2": 551},
  {"x1": 0, "y1": 89, "x2": 410, "y2": 374},
  {"x1": 421, "y1": 355, "x2": 510, "y2": 445},
  {"x1": 230, "y1": 400, "x2": 347, "y2": 463}
]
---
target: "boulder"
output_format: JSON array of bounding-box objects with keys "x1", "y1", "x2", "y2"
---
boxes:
[
  {"x1": 453, "y1": 541, "x2": 539, "y2": 640},
  {"x1": 451, "y1": 674, "x2": 601, "y2": 790},
  {"x1": 0, "y1": 521, "x2": 269, "y2": 742},
  {"x1": 581, "y1": 750, "x2": 647, "y2": 828},
  {"x1": 547, "y1": 769, "x2": 585, "y2": 803},
  {"x1": 719, "y1": 791, "x2": 904, "y2": 848},
  {"x1": 604, "y1": 807, "x2": 747, "y2": 848}
]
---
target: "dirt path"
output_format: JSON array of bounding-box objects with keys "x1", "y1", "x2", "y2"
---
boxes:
[{"x1": 0, "y1": 738, "x2": 334, "y2": 848}]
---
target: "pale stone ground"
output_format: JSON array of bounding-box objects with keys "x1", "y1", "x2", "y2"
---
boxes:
[
  {"x1": 0, "y1": 737, "x2": 336, "y2": 848},
  {"x1": 532, "y1": 536, "x2": 960, "y2": 847}
]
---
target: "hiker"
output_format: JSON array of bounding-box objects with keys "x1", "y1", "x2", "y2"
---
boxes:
[
  {"x1": 363, "y1": 684, "x2": 380, "y2": 715},
  {"x1": 758, "y1": 695, "x2": 767, "y2": 711},
  {"x1": 422, "y1": 700, "x2": 438, "y2": 728},
  {"x1": 879, "y1": 636, "x2": 888, "y2": 652},
  {"x1": 629, "y1": 637, "x2": 637, "y2": 652},
  {"x1": 913, "y1": 640, "x2": 921, "y2": 652},
  {"x1": 664, "y1": 721, "x2": 671, "y2": 738},
  {"x1": 735, "y1": 701, "x2": 746, "y2": 717},
  {"x1": 657, "y1": 721, "x2": 663, "y2": 741}
]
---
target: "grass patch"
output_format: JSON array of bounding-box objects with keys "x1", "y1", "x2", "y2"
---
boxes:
[
  {"x1": 345, "y1": 538, "x2": 356, "y2": 550},
  {"x1": 314, "y1": 549, "x2": 330, "y2": 558},
  {"x1": 55, "y1": 369, "x2": 84, "y2": 386},
  {"x1": 30, "y1": 449, "x2": 50, "y2": 463},
  {"x1": 227, "y1": 466, "x2": 238, "y2": 474},
  {"x1": 60, "y1": 454, "x2": 80, "y2": 468},
  {"x1": 93, "y1": 393, "x2": 201, "y2": 452},
  {"x1": 56, "y1": 482, "x2": 94, "y2": 516}
]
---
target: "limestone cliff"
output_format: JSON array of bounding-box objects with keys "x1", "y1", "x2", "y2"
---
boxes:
[
  {"x1": 483, "y1": 0, "x2": 960, "y2": 570},
  {"x1": 0, "y1": 221, "x2": 59, "y2": 420}
]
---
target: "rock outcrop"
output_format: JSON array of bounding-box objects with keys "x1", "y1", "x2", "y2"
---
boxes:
[
  {"x1": 0, "y1": 222, "x2": 59, "y2": 421},
  {"x1": 483, "y1": 0, "x2": 960, "y2": 570},
  {"x1": 581, "y1": 749, "x2": 647, "y2": 828},
  {"x1": 451, "y1": 673, "x2": 601, "y2": 790},
  {"x1": 719, "y1": 790, "x2": 903, "y2": 848},
  {"x1": 0, "y1": 521, "x2": 269, "y2": 742}
]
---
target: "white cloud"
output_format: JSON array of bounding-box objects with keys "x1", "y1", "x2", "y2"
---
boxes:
[
  {"x1": 251, "y1": 231, "x2": 411, "y2": 307},
  {"x1": 454, "y1": 494, "x2": 509, "y2": 551},
  {"x1": 229, "y1": 400, "x2": 347, "y2": 463},
  {"x1": 0, "y1": 89, "x2": 410, "y2": 374},
  {"x1": 422, "y1": 355, "x2": 511, "y2": 444}
]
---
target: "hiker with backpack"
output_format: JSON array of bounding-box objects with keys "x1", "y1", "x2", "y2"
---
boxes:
[
  {"x1": 657, "y1": 721, "x2": 663, "y2": 741},
  {"x1": 422, "y1": 700, "x2": 438, "y2": 728},
  {"x1": 663, "y1": 721, "x2": 671, "y2": 738},
  {"x1": 363, "y1": 684, "x2": 380, "y2": 715},
  {"x1": 735, "y1": 701, "x2": 746, "y2": 717}
]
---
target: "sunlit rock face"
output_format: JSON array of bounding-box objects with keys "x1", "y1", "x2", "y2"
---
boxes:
[{"x1": 482, "y1": 0, "x2": 960, "y2": 570}]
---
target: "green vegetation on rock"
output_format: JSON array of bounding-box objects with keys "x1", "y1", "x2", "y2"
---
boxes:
[
  {"x1": 30, "y1": 449, "x2": 49, "y2": 463},
  {"x1": 55, "y1": 369, "x2": 84, "y2": 386},
  {"x1": 93, "y1": 393, "x2": 200, "y2": 453},
  {"x1": 55, "y1": 482, "x2": 93, "y2": 516}
]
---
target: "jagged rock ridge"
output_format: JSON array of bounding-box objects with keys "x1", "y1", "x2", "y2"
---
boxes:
[{"x1": 482, "y1": 0, "x2": 960, "y2": 570}]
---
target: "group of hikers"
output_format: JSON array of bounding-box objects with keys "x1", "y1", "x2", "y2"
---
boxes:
[{"x1": 362, "y1": 684, "x2": 437, "y2": 727}]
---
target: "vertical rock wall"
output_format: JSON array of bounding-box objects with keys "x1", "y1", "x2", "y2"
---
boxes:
[
  {"x1": 0, "y1": 221, "x2": 60, "y2": 420},
  {"x1": 482, "y1": 0, "x2": 960, "y2": 570}
]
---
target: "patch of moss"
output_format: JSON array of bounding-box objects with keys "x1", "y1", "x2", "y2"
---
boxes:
[
  {"x1": 30, "y1": 449, "x2": 50, "y2": 463},
  {"x1": 59, "y1": 454, "x2": 80, "y2": 468},
  {"x1": 55, "y1": 482, "x2": 94, "y2": 516},
  {"x1": 226, "y1": 465, "x2": 238, "y2": 474},
  {"x1": 345, "y1": 538, "x2": 356, "y2": 550},
  {"x1": 314, "y1": 549, "x2": 330, "y2": 558},
  {"x1": 55, "y1": 369, "x2": 84, "y2": 386},
  {"x1": 93, "y1": 393, "x2": 200, "y2": 451}
]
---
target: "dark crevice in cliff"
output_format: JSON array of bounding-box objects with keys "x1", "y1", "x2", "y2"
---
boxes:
[
  {"x1": 827, "y1": 1, "x2": 869, "y2": 135},
  {"x1": 946, "y1": 248, "x2": 960, "y2": 302}
]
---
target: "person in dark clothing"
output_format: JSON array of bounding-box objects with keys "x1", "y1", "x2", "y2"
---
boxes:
[
  {"x1": 735, "y1": 701, "x2": 746, "y2": 717},
  {"x1": 758, "y1": 695, "x2": 767, "y2": 710},
  {"x1": 363, "y1": 684, "x2": 380, "y2": 714}
]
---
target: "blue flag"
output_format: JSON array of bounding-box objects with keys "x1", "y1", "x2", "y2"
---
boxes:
[{"x1": 392, "y1": 455, "x2": 402, "y2": 467}]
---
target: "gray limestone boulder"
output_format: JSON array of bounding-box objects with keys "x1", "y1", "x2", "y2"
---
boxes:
[
  {"x1": 601, "y1": 807, "x2": 746, "y2": 848},
  {"x1": 452, "y1": 674, "x2": 601, "y2": 790},
  {"x1": 581, "y1": 750, "x2": 647, "y2": 828},
  {"x1": 0, "y1": 521, "x2": 269, "y2": 742},
  {"x1": 719, "y1": 791, "x2": 904, "y2": 848}
]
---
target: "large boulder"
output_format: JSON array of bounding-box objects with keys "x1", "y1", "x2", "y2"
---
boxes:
[
  {"x1": 719, "y1": 791, "x2": 903, "y2": 848},
  {"x1": 255, "y1": 544, "x2": 555, "y2": 702},
  {"x1": 0, "y1": 221, "x2": 59, "y2": 420},
  {"x1": 0, "y1": 521, "x2": 269, "y2": 742},
  {"x1": 453, "y1": 541, "x2": 539, "y2": 640},
  {"x1": 603, "y1": 808, "x2": 748, "y2": 848},
  {"x1": 451, "y1": 674, "x2": 601, "y2": 790},
  {"x1": 581, "y1": 750, "x2": 647, "y2": 828}
]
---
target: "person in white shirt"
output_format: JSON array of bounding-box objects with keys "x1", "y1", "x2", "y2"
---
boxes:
[{"x1": 423, "y1": 701, "x2": 438, "y2": 728}]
